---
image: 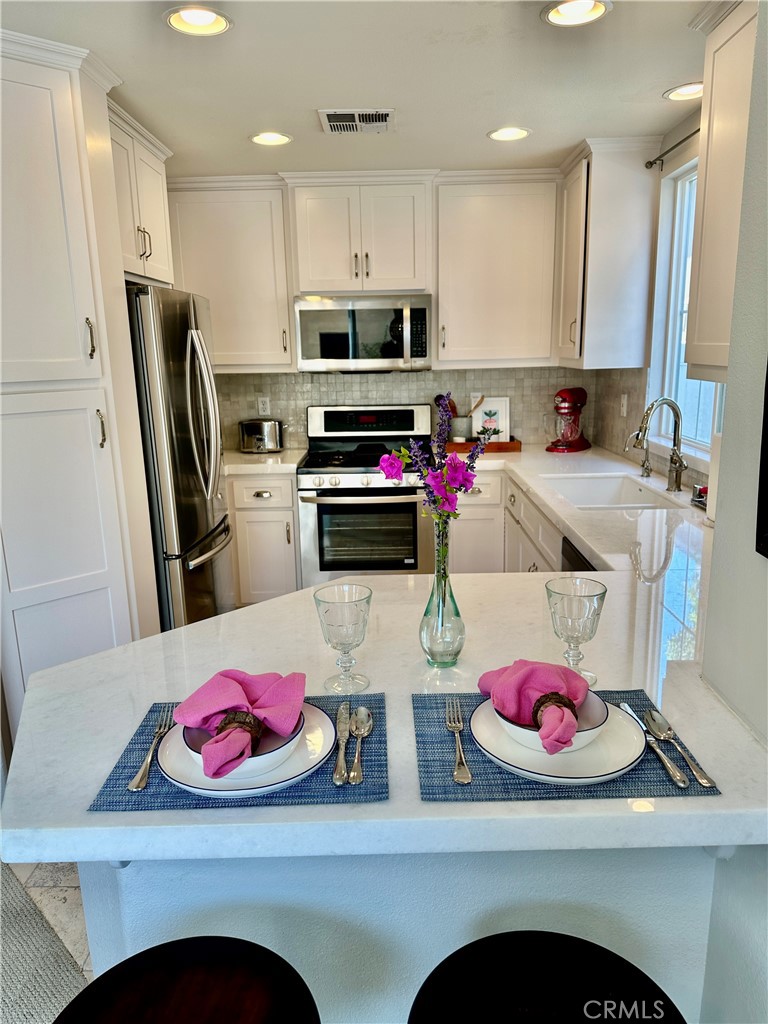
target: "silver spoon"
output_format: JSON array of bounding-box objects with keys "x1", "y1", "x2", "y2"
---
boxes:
[
  {"x1": 644, "y1": 709, "x2": 716, "y2": 788},
  {"x1": 348, "y1": 706, "x2": 373, "y2": 785}
]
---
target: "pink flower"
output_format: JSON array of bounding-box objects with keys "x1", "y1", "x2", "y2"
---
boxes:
[
  {"x1": 425, "y1": 467, "x2": 448, "y2": 495},
  {"x1": 444, "y1": 452, "x2": 476, "y2": 491},
  {"x1": 379, "y1": 453, "x2": 404, "y2": 480},
  {"x1": 436, "y1": 490, "x2": 458, "y2": 513}
]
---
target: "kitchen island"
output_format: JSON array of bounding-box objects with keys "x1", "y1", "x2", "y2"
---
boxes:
[{"x1": 2, "y1": 567, "x2": 765, "y2": 1023}]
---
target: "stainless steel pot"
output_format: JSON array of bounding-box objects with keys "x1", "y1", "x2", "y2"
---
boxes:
[{"x1": 239, "y1": 418, "x2": 284, "y2": 453}]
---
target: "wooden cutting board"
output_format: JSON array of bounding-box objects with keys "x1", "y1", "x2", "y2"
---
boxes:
[{"x1": 446, "y1": 440, "x2": 522, "y2": 453}]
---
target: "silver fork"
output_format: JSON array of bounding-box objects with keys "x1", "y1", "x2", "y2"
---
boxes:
[
  {"x1": 128, "y1": 705, "x2": 175, "y2": 792},
  {"x1": 445, "y1": 697, "x2": 472, "y2": 785}
]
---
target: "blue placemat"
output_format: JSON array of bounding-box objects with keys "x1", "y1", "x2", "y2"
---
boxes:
[
  {"x1": 412, "y1": 689, "x2": 720, "y2": 802},
  {"x1": 89, "y1": 694, "x2": 387, "y2": 810}
]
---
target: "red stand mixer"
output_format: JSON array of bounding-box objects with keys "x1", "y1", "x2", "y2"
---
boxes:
[{"x1": 546, "y1": 387, "x2": 591, "y2": 452}]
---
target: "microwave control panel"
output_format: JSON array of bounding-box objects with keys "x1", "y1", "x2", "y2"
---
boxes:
[{"x1": 411, "y1": 309, "x2": 428, "y2": 359}]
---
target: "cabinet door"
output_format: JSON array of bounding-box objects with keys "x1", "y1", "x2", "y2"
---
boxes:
[
  {"x1": 437, "y1": 182, "x2": 556, "y2": 362},
  {"x1": 557, "y1": 159, "x2": 587, "y2": 359},
  {"x1": 134, "y1": 140, "x2": 174, "y2": 283},
  {"x1": 1, "y1": 60, "x2": 101, "y2": 382},
  {"x1": 360, "y1": 184, "x2": 427, "y2": 290},
  {"x1": 504, "y1": 509, "x2": 524, "y2": 572},
  {"x1": 294, "y1": 186, "x2": 362, "y2": 292},
  {"x1": 686, "y1": 1, "x2": 758, "y2": 376},
  {"x1": 170, "y1": 189, "x2": 291, "y2": 367},
  {"x1": 235, "y1": 510, "x2": 298, "y2": 603},
  {"x1": 110, "y1": 121, "x2": 144, "y2": 275},
  {"x1": 0, "y1": 390, "x2": 132, "y2": 738},
  {"x1": 449, "y1": 507, "x2": 504, "y2": 573}
]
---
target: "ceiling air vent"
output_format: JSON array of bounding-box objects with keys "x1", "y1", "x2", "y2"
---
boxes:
[{"x1": 318, "y1": 109, "x2": 395, "y2": 135}]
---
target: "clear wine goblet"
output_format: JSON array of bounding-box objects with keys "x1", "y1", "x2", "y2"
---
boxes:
[
  {"x1": 545, "y1": 576, "x2": 607, "y2": 687},
  {"x1": 313, "y1": 583, "x2": 373, "y2": 693}
]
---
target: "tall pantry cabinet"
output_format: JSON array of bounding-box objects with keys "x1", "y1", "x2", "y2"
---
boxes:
[{"x1": 0, "y1": 33, "x2": 136, "y2": 740}]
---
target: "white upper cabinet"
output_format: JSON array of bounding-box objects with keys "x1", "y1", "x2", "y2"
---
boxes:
[
  {"x1": 556, "y1": 139, "x2": 661, "y2": 370},
  {"x1": 686, "y1": 1, "x2": 759, "y2": 381},
  {"x1": 109, "y1": 102, "x2": 174, "y2": 284},
  {"x1": 292, "y1": 183, "x2": 428, "y2": 292},
  {"x1": 437, "y1": 180, "x2": 556, "y2": 364},
  {"x1": 169, "y1": 186, "x2": 292, "y2": 369},
  {"x1": 1, "y1": 58, "x2": 102, "y2": 383}
]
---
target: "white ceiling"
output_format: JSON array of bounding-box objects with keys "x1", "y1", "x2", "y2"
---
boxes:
[{"x1": 1, "y1": 1, "x2": 708, "y2": 177}]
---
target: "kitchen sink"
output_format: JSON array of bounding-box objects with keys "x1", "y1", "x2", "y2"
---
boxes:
[{"x1": 539, "y1": 473, "x2": 685, "y2": 510}]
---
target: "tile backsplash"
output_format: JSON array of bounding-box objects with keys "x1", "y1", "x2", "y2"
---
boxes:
[{"x1": 215, "y1": 366, "x2": 708, "y2": 487}]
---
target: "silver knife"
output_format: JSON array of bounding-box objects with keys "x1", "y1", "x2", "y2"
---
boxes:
[
  {"x1": 620, "y1": 702, "x2": 689, "y2": 788},
  {"x1": 333, "y1": 701, "x2": 350, "y2": 786}
]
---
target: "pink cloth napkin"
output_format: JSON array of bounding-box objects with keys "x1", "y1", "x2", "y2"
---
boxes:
[
  {"x1": 173, "y1": 669, "x2": 306, "y2": 778},
  {"x1": 478, "y1": 659, "x2": 589, "y2": 755}
]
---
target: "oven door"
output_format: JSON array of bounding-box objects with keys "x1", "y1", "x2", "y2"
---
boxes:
[{"x1": 298, "y1": 488, "x2": 435, "y2": 586}]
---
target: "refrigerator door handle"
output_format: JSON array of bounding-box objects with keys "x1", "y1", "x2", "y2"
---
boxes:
[
  {"x1": 194, "y1": 326, "x2": 222, "y2": 498},
  {"x1": 186, "y1": 328, "x2": 219, "y2": 500},
  {"x1": 186, "y1": 519, "x2": 233, "y2": 571}
]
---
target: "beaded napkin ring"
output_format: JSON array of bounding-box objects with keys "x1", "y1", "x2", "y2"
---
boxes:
[
  {"x1": 531, "y1": 692, "x2": 578, "y2": 728},
  {"x1": 216, "y1": 710, "x2": 264, "y2": 754}
]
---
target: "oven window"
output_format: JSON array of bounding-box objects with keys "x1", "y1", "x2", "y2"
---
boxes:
[{"x1": 317, "y1": 499, "x2": 420, "y2": 571}]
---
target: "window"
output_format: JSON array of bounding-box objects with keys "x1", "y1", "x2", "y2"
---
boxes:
[{"x1": 659, "y1": 168, "x2": 722, "y2": 453}]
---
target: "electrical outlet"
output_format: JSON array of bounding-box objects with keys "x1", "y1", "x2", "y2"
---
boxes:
[
  {"x1": 620, "y1": 394, "x2": 628, "y2": 418},
  {"x1": 257, "y1": 396, "x2": 270, "y2": 416}
]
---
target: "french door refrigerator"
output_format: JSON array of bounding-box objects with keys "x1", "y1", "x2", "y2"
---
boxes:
[{"x1": 127, "y1": 284, "x2": 233, "y2": 630}]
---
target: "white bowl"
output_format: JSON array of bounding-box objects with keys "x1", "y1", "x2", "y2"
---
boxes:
[
  {"x1": 182, "y1": 711, "x2": 305, "y2": 780},
  {"x1": 493, "y1": 690, "x2": 608, "y2": 754}
]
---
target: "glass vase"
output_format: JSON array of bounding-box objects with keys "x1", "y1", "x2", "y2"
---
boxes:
[{"x1": 419, "y1": 518, "x2": 465, "y2": 667}]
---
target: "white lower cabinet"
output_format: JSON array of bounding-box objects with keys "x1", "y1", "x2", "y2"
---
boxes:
[
  {"x1": 230, "y1": 477, "x2": 300, "y2": 603},
  {"x1": 503, "y1": 477, "x2": 560, "y2": 573},
  {"x1": 449, "y1": 473, "x2": 503, "y2": 572},
  {"x1": 0, "y1": 389, "x2": 132, "y2": 737}
]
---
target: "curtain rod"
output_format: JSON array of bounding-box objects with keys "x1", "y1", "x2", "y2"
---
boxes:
[{"x1": 645, "y1": 128, "x2": 701, "y2": 170}]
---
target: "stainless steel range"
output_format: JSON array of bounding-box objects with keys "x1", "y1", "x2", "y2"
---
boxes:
[{"x1": 297, "y1": 404, "x2": 435, "y2": 586}]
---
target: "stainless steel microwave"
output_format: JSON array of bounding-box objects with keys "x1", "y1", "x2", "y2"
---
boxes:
[{"x1": 295, "y1": 295, "x2": 431, "y2": 372}]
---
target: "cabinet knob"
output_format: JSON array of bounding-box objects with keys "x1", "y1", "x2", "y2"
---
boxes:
[
  {"x1": 469, "y1": 486, "x2": 482, "y2": 494},
  {"x1": 508, "y1": 493, "x2": 516, "y2": 505}
]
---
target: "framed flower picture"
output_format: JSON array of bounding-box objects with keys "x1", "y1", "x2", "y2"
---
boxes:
[{"x1": 470, "y1": 395, "x2": 510, "y2": 442}]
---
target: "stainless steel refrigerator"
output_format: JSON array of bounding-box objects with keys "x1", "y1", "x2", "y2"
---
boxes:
[{"x1": 127, "y1": 284, "x2": 233, "y2": 631}]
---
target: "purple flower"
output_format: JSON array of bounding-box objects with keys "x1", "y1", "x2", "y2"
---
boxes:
[
  {"x1": 379, "y1": 453, "x2": 404, "y2": 480},
  {"x1": 444, "y1": 452, "x2": 476, "y2": 491}
]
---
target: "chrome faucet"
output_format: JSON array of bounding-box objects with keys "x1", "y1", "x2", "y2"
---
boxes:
[
  {"x1": 633, "y1": 396, "x2": 688, "y2": 492},
  {"x1": 624, "y1": 430, "x2": 652, "y2": 477}
]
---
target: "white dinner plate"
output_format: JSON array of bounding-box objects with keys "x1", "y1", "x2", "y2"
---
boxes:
[
  {"x1": 469, "y1": 699, "x2": 646, "y2": 786},
  {"x1": 157, "y1": 703, "x2": 336, "y2": 798}
]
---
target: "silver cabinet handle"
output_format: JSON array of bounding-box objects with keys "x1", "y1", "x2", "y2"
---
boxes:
[
  {"x1": 143, "y1": 227, "x2": 153, "y2": 259},
  {"x1": 96, "y1": 408, "x2": 106, "y2": 448},
  {"x1": 353, "y1": 252, "x2": 359, "y2": 278},
  {"x1": 508, "y1": 492, "x2": 516, "y2": 506},
  {"x1": 282, "y1": 329, "x2": 287, "y2": 352},
  {"x1": 253, "y1": 490, "x2": 272, "y2": 499},
  {"x1": 285, "y1": 522, "x2": 291, "y2": 544},
  {"x1": 441, "y1": 325, "x2": 446, "y2": 349},
  {"x1": 364, "y1": 252, "x2": 370, "y2": 278},
  {"x1": 137, "y1": 227, "x2": 147, "y2": 259},
  {"x1": 85, "y1": 317, "x2": 96, "y2": 359},
  {"x1": 527, "y1": 562, "x2": 539, "y2": 572},
  {"x1": 469, "y1": 486, "x2": 482, "y2": 494},
  {"x1": 569, "y1": 318, "x2": 577, "y2": 345}
]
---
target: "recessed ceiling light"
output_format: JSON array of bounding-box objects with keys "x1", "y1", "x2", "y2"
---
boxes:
[
  {"x1": 250, "y1": 132, "x2": 293, "y2": 147},
  {"x1": 165, "y1": 6, "x2": 232, "y2": 36},
  {"x1": 540, "y1": 1, "x2": 612, "y2": 27},
  {"x1": 663, "y1": 82, "x2": 704, "y2": 102},
  {"x1": 488, "y1": 127, "x2": 531, "y2": 142}
]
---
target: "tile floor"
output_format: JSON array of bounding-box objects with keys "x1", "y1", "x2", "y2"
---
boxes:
[{"x1": 9, "y1": 862, "x2": 93, "y2": 983}]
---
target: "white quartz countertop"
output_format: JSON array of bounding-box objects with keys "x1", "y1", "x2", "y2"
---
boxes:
[
  {"x1": 2, "y1": 572, "x2": 764, "y2": 865},
  {"x1": 223, "y1": 448, "x2": 307, "y2": 474}
]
